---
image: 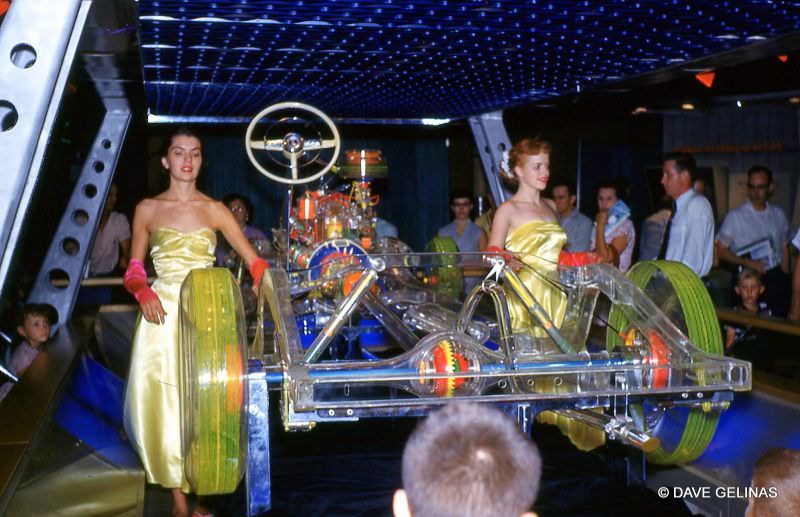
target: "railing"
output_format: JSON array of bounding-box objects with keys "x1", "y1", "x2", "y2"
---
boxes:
[{"x1": 716, "y1": 307, "x2": 800, "y2": 337}]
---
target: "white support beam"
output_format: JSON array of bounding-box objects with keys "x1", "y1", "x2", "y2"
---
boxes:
[
  {"x1": 0, "y1": 0, "x2": 90, "y2": 301},
  {"x1": 468, "y1": 111, "x2": 512, "y2": 207}
]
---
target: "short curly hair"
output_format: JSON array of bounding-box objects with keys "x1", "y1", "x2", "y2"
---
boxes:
[{"x1": 502, "y1": 138, "x2": 552, "y2": 191}]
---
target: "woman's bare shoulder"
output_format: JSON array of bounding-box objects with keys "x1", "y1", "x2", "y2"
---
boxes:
[
  {"x1": 134, "y1": 197, "x2": 160, "y2": 215},
  {"x1": 195, "y1": 191, "x2": 217, "y2": 202},
  {"x1": 201, "y1": 197, "x2": 227, "y2": 213},
  {"x1": 495, "y1": 200, "x2": 519, "y2": 218}
]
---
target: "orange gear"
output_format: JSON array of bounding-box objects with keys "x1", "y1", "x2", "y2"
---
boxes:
[
  {"x1": 431, "y1": 342, "x2": 469, "y2": 397},
  {"x1": 225, "y1": 344, "x2": 244, "y2": 412},
  {"x1": 647, "y1": 331, "x2": 669, "y2": 388}
]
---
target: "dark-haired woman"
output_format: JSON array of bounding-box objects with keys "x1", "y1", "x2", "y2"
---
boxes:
[
  {"x1": 123, "y1": 127, "x2": 267, "y2": 517},
  {"x1": 591, "y1": 180, "x2": 635, "y2": 272}
]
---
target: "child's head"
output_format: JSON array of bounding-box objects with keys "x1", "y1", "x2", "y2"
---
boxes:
[
  {"x1": 17, "y1": 304, "x2": 52, "y2": 347},
  {"x1": 746, "y1": 448, "x2": 800, "y2": 516},
  {"x1": 735, "y1": 268, "x2": 765, "y2": 307},
  {"x1": 395, "y1": 402, "x2": 540, "y2": 517}
]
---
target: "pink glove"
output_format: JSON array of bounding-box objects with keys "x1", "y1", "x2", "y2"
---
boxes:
[
  {"x1": 123, "y1": 259, "x2": 158, "y2": 305},
  {"x1": 249, "y1": 257, "x2": 269, "y2": 289}
]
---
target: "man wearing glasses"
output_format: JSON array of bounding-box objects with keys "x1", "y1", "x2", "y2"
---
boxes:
[
  {"x1": 438, "y1": 189, "x2": 485, "y2": 293},
  {"x1": 717, "y1": 165, "x2": 791, "y2": 317}
]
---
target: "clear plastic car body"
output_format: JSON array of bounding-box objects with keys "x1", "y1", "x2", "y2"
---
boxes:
[{"x1": 253, "y1": 248, "x2": 750, "y2": 450}]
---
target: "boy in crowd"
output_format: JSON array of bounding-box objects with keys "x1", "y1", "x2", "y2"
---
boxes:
[
  {"x1": 746, "y1": 448, "x2": 800, "y2": 516},
  {"x1": 394, "y1": 402, "x2": 541, "y2": 517},
  {"x1": 0, "y1": 304, "x2": 52, "y2": 403},
  {"x1": 724, "y1": 268, "x2": 772, "y2": 371}
]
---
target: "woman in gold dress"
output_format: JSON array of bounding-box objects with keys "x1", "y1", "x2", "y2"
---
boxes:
[
  {"x1": 122, "y1": 127, "x2": 268, "y2": 517},
  {"x1": 486, "y1": 138, "x2": 566, "y2": 334},
  {"x1": 487, "y1": 138, "x2": 604, "y2": 451}
]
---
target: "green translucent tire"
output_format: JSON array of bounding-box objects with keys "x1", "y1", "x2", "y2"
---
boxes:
[
  {"x1": 607, "y1": 260, "x2": 723, "y2": 465},
  {"x1": 426, "y1": 236, "x2": 462, "y2": 299},
  {"x1": 179, "y1": 268, "x2": 248, "y2": 494}
]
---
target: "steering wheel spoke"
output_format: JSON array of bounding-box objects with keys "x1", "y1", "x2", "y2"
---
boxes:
[
  {"x1": 248, "y1": 138, "x2": 285, "y2": 152},
  {"x1": 290, "y1": 153, "x2": 299, "y2": 180},
  {"x1": 304, "y1": 138, "x2": 338, "y2": 150}
]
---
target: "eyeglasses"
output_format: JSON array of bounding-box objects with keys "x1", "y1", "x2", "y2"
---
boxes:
[
  {"x1": 747, "y1": 183, "x2": 769, "y2": 191},
  {"x1": 229, "y1": 205, "x2": 247, "y2": 213}
]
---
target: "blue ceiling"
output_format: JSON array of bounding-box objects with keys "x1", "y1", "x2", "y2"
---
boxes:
[{"x1": 137, "y1": 1, "x2": 800, "y2": 122}]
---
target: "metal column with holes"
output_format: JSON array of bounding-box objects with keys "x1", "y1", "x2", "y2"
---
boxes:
[
  {"x1": 468, "y1": 111, "x2": 512, "y2": 207},
  {"x1": 0, "y1": 0, "x2": 88, "y2": 303},
  {"x1": 27, "y1": 98, "x2": 131, "y2": 327}
]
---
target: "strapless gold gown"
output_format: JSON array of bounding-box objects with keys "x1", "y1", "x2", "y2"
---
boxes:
[
  {"x1": 505, "y1": 220, "x2": 567, "y2": 336},
  {"x1": 506, "y1": 220, "x2": 605, "y2": 451},
  {"x1": 124, "y1": 227, "x2": 216, "y2": 490}
]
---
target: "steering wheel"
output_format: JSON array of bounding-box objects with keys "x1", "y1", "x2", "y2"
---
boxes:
[{"x1": 245, "y1": 102, "x2": 341, "y2": 185}]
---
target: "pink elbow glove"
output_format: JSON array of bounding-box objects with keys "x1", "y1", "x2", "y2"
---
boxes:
[
  {"x1": 249, "y1": 257, "x2": 269, "y2": 289},
  {"x1": 123, "y1": 259, "x2": 158, "y2": 305}
]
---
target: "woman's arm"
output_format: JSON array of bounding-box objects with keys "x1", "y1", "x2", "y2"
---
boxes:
[
  {"x1": 593, "y1": 213, "x2": 626, "y2": 267},
  {"x1": 593, "y1": 211, "x2": 613, "y2": 264},
  {"x1": 215, "y1": 202, "x2": 259, "y2": 267},
  {"x1": 125, "y1": 201, "x2": 166, "y2": 324},
  {"x1": 606, "y1": 234, "x2": 627, "y2": 267},
  {"x1": 129, "y1": 202, "x2": 152, "y2": 262},
  {"x1": 215, "y1": 203, "x2": 269, "y2": 288},
  {"x1": 486, "y1": 203, "x2": 523, "y2": 269},
  {"x1": 487, "y1": 204, "x2": 512, "y2": 250}
]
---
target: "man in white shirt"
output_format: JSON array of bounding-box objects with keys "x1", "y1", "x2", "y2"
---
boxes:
[
  {"x1": 716, "y1": 166, "x2": 791, "y2": 316},
  {"x1": 659, "y1": 152, "x2": 714, "y2": 278}
]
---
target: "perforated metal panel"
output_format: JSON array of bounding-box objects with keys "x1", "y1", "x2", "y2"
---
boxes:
[{"x1": 137, "y1": 1, "x2": 800, "y2": 121}]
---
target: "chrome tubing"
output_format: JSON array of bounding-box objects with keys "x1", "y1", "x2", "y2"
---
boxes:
[
  {"x1": 457, "y1": 279, "x2": 516, "y2": 369},
  {"x1": 557, "y1": 409, "x2": 660, "y2": 453},
  {"x1": 502, "y1": 267, "x2": 576, "y2": 355},
  {"x1": 304, "y1": 268, "x2": 378, "y2": 362}
]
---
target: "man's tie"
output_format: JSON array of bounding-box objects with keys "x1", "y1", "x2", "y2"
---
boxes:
[{"x1": 658, "y1": 201, "x2": 677, "y2": 260}]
